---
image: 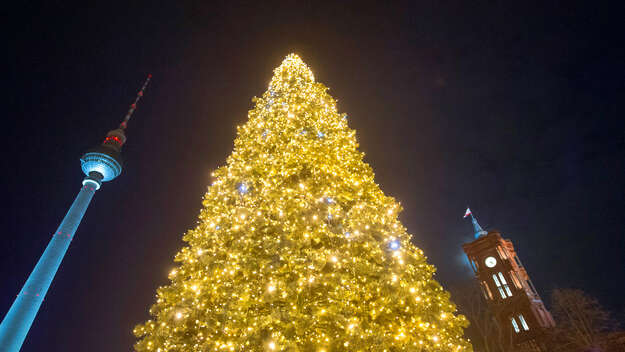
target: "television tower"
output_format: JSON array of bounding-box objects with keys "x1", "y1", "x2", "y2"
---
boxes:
[{"x1": 0, "y1": 75, "x2": 151, "y2": 352}]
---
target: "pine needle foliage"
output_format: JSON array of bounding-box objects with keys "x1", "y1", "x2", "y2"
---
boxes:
[{"x1": 134, "y1": 54, "x2": 472, "y2": 352}]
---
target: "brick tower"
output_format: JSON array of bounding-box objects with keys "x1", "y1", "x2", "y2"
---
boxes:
[{"x1": 461, "y1": 208, "x2": 555, "y2": 351}]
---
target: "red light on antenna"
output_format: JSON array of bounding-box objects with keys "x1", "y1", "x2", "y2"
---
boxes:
[
  {"x1": 131, "y1": 104, "x2": 136, "y2": 109},
  {"x1": 148, "y1": 74, "x2": 152, "y2": 78},
  {"x1": 138, "y1": 91, "x2": 143, "y2": 96}
]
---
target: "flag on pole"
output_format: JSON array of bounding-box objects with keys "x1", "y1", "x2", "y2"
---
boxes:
[{"x1": 463, "y1": 208, "x2": 472, "y2": 218}]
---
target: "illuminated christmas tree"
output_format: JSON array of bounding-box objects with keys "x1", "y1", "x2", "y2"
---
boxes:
[{"x1": 134, "y1": 55, "x2": 472, "y2": 351}]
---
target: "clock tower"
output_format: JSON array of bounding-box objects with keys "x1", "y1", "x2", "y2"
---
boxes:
[{"x1": 461, "y1": 209, "x2": 555, "y2": 351}]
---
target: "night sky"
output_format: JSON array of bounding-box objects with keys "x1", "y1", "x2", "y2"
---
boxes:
[{"x1": 2, "y1": 1, "x2": 623, "y2": 351}]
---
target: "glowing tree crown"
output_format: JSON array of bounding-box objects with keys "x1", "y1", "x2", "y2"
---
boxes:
[{"x1": 134, "y1": 55, "x2": 472, "y2": 351}]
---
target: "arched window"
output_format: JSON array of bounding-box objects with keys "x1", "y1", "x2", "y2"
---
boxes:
[
  {"x1": 496, "y1": 245, "x2": 508, "y2": 259},
  {"x1": 470, "y1": 257, "x2": 478, "y2": 273},
  {"x1": 493, "y1": 272, "x2": 512, "y2": 298},
  {"x1": 518, "y1": 314, "x2": 530, "y2": 331},
  {"x1": 480, "y1": 281, "x2": 493, "y2": 300},
  {"x1": 498, "y1": 272, "x2": 512, "y2": 297},
  {"x1": 509, "y1": 270, "x2": 522, "y2": 289},
  {"x1": 511, "y1": 317, "x2": 520, "y2": 333}
]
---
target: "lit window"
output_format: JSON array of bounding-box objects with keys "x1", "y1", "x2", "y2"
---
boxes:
[
  {"x1": 518, "y1": 314, "x2": 529, "y2": 331},
  {"x1": 493, "y1": 273, "x2": 512, "y2": 298},
  {"x1": 509, "y1": 270, "x2": 522, "y2": 289},
  {"x1": 498, "y1": 272, "x2": 513, "y2": 297},
  {"x1": 493, "y1": 274, "x2": 506, "y2": 299},
  {"x1": 481, "y1": 281, "x2": 493, "y2": 300},
  {"x1": 511, "y1": 317, "x2": 520, "y2": 333},
  {"x1": 497, "y1": 246, "x2": 508, "y2": 259}
]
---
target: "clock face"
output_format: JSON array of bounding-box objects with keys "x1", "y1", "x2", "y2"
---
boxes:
[{"x1": 484, "y1": 256, "x2": 497, "y2": 268}]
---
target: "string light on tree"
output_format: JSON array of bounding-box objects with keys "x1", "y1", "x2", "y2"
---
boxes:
[
  {"x1": 389, "y1": 239, "x2": 401, "y2": 251},
  {"x1": 134, "y1": 54, "x2": 472, "y2": 351},
  {"x1": 237, "y1": 182, "x2": 250, "y2": 194}
]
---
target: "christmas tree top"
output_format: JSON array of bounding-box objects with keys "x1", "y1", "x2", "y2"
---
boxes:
[
  {"x1": 269, "y1": 54, "x2": 315, "y2": 87},
  {"x1": 134, "y1": 54, "x2": 473, "y2": 351}
]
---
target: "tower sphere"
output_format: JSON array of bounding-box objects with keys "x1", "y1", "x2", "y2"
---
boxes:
[{"x1": 80, "y1": 128, "x2": 125, "y2": 183}]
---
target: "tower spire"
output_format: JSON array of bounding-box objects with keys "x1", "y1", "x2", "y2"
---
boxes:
[
  {"x1": 99, "y1": 75, "x2": 152, "y2": 154},
  {"x1": 464, "y1": 207, "x2": 487, "y2": 239},
  {"x1": 470, "y1": 213, "x2": 487, "y2": 239},
  {"x1": 119, "y1": 74, "x2": 151, "y2": 130}
]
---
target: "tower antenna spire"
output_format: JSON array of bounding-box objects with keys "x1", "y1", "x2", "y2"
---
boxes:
[{"x1": 119, "y1": 74, "x2": 152, "y2": 130}]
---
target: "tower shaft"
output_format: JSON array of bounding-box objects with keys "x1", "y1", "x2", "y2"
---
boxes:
[{"x1": 0, "y1": 179, "x2": 99, "y2": 352}]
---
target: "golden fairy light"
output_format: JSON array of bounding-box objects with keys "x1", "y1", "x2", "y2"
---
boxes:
[{"x1": 133, "y1": 54, "x2": 472, "y2": 351}]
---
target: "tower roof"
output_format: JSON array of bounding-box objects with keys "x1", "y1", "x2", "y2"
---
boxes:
[{"x1": 465, "y1": 208, "x2": 488, "y2": 239}]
